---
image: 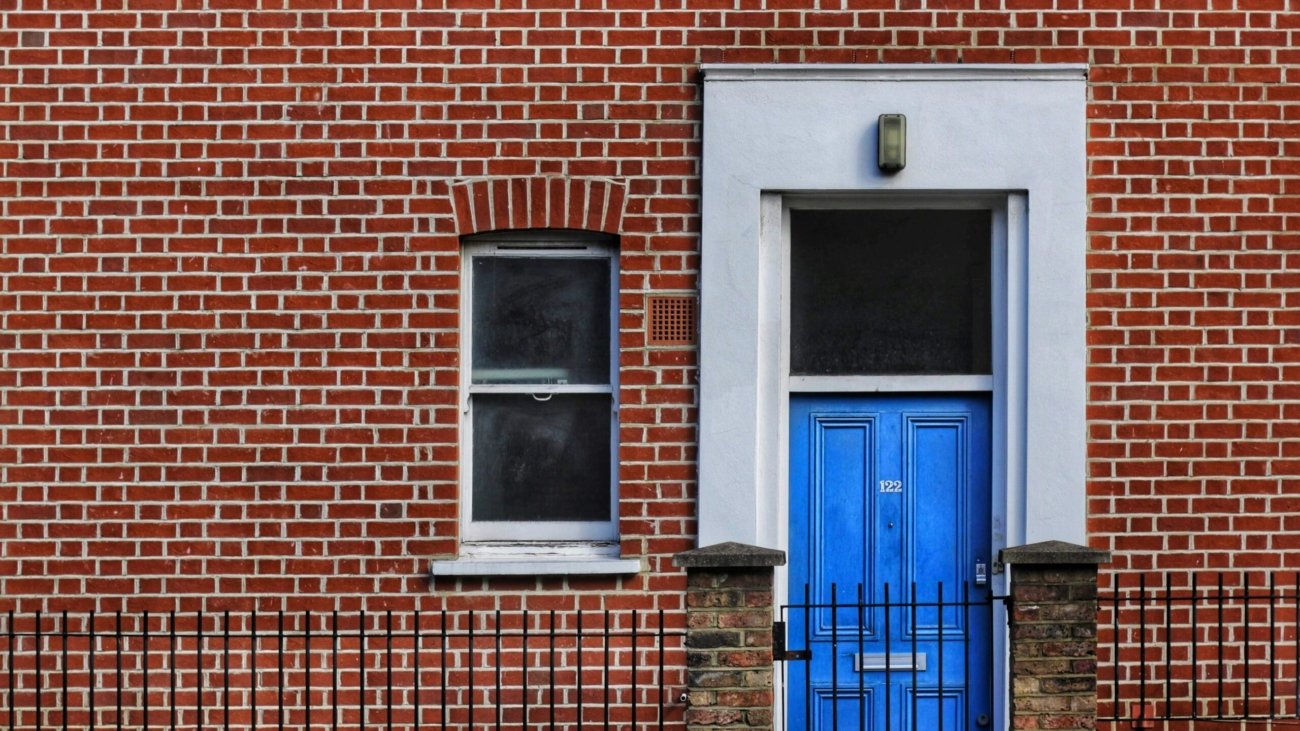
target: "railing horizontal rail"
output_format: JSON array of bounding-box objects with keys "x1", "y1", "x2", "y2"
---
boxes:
[
  {"x1": 3, "y1": 629, "x2": 675, "y2": 639},
  {"x1": 1101, "y1": 591, "x2": 1296, "y2": 602},
  {"x1": 780, "y1": 598, "x2": 1001, "y2": 611}
]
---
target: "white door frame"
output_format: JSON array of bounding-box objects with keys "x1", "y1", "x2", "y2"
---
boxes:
[{"x1": 772, "y1": 192, "x2": 1016, "y2": 731}]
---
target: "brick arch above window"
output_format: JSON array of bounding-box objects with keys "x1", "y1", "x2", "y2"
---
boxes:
[{"x1": 449, "y1": 176, "x2": 627, "y2": 236}]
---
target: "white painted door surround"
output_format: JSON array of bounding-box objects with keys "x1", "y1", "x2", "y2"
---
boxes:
[{"x1": 697, "y1": 64, "x2": 1089, "y2": 556}]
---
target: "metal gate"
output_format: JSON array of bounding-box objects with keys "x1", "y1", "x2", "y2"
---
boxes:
[{"x1": 776, "y1": 581, "x2": 999, "y2": 731}]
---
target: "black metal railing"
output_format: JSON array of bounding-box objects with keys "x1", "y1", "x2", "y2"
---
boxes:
[
  {"x1": 1099, "y1": 571, "x2": 1300, "y2": 725},
  {"x1": 775, "y1": 582, "x2": 998, "y2": 731},
  {"x1": 0, "y1": 609, "x2": 686, "y2": 730}
]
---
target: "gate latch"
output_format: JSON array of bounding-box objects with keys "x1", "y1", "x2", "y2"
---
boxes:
[{"x1": 772, "y1": 620, "x2": 811, "y2": 661}]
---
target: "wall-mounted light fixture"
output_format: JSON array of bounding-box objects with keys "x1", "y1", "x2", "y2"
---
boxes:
[{"x1": 877, "y1": 114, "x2": 906, "y2": 173}]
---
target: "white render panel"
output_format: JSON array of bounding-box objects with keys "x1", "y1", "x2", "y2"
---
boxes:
[{"x1": 698, "y1": 64, "x2": 1088, "y2": 549}]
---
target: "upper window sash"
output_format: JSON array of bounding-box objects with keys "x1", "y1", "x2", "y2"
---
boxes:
[{"x1": 470, "y1": 257, "x2": 612, "y2": 385}]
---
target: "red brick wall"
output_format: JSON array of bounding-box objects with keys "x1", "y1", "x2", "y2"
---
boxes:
[{"x1": 0, "y1": 0, "x2": 1297, "y2": 622}]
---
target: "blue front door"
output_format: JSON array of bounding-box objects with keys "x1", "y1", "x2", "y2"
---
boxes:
[{"x1": 788, "y1": 394, "x2": 993, "y2": 731}]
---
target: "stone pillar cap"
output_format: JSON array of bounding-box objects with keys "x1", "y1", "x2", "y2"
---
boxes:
[
  {"x1": 674, "y1": 541, "x2": 787, "y2": 568},
  {"x1": 1000, "y1": 540, "x2": 1110, "y2": 566}
]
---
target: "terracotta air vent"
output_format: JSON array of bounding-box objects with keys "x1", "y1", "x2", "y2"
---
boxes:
[{"x1": 646, "y1": 295, "x2": 698, "y2": 347}]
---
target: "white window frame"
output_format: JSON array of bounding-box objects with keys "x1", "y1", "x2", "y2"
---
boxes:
[{"x1": 459, "y1": 232, "x2": 620, "y2": 544}]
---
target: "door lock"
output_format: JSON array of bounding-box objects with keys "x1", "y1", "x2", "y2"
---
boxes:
[{"x1": 975, "y1": 558, "x2": 988, "y2": 586}]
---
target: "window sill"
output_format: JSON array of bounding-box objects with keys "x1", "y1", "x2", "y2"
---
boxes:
[{"x1": 429, "y1": 543, "x2": 642, "y2": 577}]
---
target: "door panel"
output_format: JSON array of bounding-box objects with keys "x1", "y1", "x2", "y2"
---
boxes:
[
  {"x1": 789, "y1": 394, "x2": 992, "y2": 731},
  {"x1": 908, "y1": 418, "x2": 969, "y2": 636},
  {"x1": 810, "y1": 420, "x2": 874, "y2": 637}
]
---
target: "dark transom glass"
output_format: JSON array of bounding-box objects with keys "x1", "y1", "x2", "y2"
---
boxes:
[{"x1": 790, "y1": 209, "x2": 992, "y2": 376}]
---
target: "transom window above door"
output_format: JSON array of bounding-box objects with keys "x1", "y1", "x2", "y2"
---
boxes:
[{"x1": 790, "y1": 208, "x2": 992, "y2": 377}]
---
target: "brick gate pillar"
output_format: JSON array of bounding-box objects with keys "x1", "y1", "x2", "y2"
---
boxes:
[
  {"x1": 1000, "y1": 540, "x2": 1111, "y2": 731},
  {"x1": 674, "y1": 542, "x2": 786, "y2": 731}
]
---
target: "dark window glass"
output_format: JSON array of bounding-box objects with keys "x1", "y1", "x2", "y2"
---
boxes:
[
  {"x1": 472, "y1": 257, "x2": 610, "y2": 385},
  {"x1": 790, "y1": 209, "x2": 992, "y2": 376},
  {"x1": 472, "y1": 393, "x2": 612, "y2": 522}
]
